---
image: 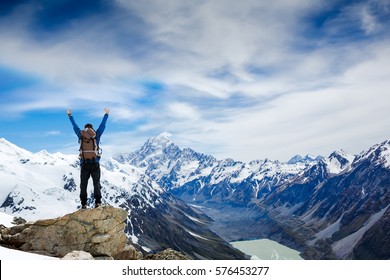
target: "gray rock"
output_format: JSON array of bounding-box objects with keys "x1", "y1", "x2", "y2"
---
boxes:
[{"x1": 61, "y1": 250, "x2": 94, "y2": 260}]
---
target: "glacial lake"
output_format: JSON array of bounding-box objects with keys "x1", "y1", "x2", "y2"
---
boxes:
[{"x1": 231, "y1": 239, "x2": 304, "y2": 260}]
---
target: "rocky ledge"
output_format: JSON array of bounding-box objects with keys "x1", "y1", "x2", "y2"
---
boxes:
[
  {"x1": 0, "y1": 206, "x2": 194, "y2": 260},
  {"x1": 0, "y1": 205, "x2": 128, "y2": 258}
]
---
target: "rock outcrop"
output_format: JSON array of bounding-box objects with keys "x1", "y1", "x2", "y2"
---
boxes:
[
  {"x1": 144, "y1": 248, "x2": 192, "y2": 260},
  {"x1": 0, "y1": 205, "x2": 214, "y2": 260},
  {"x1": 113, "y1": 244, "x2": 143, "y2": 260},
  {"x1": 58, "y1": 248, "x2": 189, "y2": 260},
  {"x1": 0, "y1": 205, "x2": 128, "y2": 258}
]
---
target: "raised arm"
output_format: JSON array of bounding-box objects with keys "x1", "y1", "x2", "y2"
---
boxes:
[
  {"x1": 67, "y1": 108, "x2": 81, "y2": 138},
  {"x1": 96, "y1": 108, "x2": 110, "y2": 138}
]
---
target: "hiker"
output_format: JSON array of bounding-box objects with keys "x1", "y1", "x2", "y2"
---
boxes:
[{"x1": 67, "y1": 108, "x2": 110, "y2": 209}]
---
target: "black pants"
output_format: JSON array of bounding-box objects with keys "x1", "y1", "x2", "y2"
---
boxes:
[{"x1": 80, "y1": 162, "x2": 102, "y2": 206}]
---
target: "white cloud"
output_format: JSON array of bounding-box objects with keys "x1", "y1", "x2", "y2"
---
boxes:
[
  {"x1": 167, "y1": 102, "x2": 201, "y2": 120},
  {"x1": 44, "y1": 130, "x2": 62, "y2": 136},
  {"x1": 108, "y1": 106, "x2": 140, "y2": 122},
  {"x1": 116, "y1": 0, "x2": 319, "y2": 95},
  {"x1": 1, "y1": 0, "x2": 390, "y2": 161},
  {"x1": 129, "y1": 41, "x2": 390, "y2": 161},
  {"x1": 361, "y1": 6, "x2": 378, "y2": 34},
  {"x1": 0, "y1": 31, "x2": 136, "y2": 85}
]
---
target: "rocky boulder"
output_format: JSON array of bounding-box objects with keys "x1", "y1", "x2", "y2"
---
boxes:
[
  {"x1": 0, "y1": 205, "x2": 128, "y2": 258},
  {"x1": 113, "y1": 244, "x2": 143, "y2": 260},
  {"x1": 61, "y1": 250, "x2": 95, "y2": 260}
]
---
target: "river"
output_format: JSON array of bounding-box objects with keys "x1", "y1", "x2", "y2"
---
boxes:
[{"x1": 231, "y1": 239, "x2": 304, "y2": 260}]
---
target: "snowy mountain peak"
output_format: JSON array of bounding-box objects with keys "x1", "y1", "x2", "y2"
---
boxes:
[
  {"x1": 155, "y1": 132, "x2": 172, "y2": 141},
  {"x1": 149, "y1": 132, "x2": 172, "y2": 147},
  {"x1": 0, "y1": 137, "x2": 32, "y2": 159},
  {"x1": 287, "y1": 154, "x2": 322, "y2": 164},
  {"x1": 305, "y1": 154, "x2": 316, "y2": 160},
  {"x1": 329, "y1": 149, "x2": 354, "y2": 162},
  {"x1": 287, "y1": 155, "x2": 304, "y2": 164},
  {"x1": 135, "y1": 132, "x2": 174, "y2": 157},
  {"x1": 326, "y1": 149, "x2": 354, "y2": 174},
  {"x1": 0, "y1": 137, "x2": 20, "y2": 150},
  {"x1": 354, "y1": 139, "x2": 390, "y2": 168}
]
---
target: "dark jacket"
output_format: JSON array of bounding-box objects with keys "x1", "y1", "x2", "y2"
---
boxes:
[{"x1": 69, "y1": 114, "x2": 109, "y2": 163}]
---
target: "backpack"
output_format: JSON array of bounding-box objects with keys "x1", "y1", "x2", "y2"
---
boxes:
[{"x1": 79, "y1": 128, "x2": 101, "y2": 160}]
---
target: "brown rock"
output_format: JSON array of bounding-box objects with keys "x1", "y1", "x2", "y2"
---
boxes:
[
  {"x1": 114, "y1": 244, "x2": 143, "y2": 260},
  {"x1": 144, "y1": 248, "x2": 192, "y2": 260},
  {"x1": 0, "y1": 205, "x2": 128, "y2": 258}
]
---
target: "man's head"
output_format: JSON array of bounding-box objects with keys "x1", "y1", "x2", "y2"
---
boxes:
[{"x1": 84, "y1": 123, "x2": 93, "y2": 129}]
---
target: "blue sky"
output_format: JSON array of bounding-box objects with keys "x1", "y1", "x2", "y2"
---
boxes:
[{"x1": 1, "y1": 0, "x2": 390, "y2": 161}]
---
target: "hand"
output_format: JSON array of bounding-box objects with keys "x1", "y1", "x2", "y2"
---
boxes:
[
  {"x1": 104, "y1": 108, "x2": 110, "y2": 114},
  {"x1": 67, "y1": 108, "x2": 72, "y2": 116}
]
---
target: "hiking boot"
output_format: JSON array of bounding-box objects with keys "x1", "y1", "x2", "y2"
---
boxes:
[
  {"x1": 95, "y1": 203, "x2": 102, "y2": 208},
  {"x1": 81, "y1": 205, "x2": 87, "y2": 210}
]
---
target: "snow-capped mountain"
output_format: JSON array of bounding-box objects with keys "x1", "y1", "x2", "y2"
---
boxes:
[
  {"x1": 115, "y1": 133, "x2": 390, "y2": 259},
  {"x1": 325, "y1": 149, "x2": 355, "y2": 174},
  {"x1": 117, "y1": 133, "x2": 354, "y2": 208},
  {"x1": 269, "y1": 140, "x2": 390, "y2": 259},
  {"x1": 0, "y1": 137, "x2": 168, "y2": 220},
  {"x1": 287, "y1": 154, "x2": 323, "y2": 164},
  {"x1": 0, "y1": 138, "x2": 245, "y2": 260},
  {"x1": 115, "y1": 132, "x2": 217, "y2": 189},
  {"x1": 115, "y1": 133, "x2": 320, "y2": 206},
  {"x1": 353, "y1": 139, "x2": 390, "y2": 168}
]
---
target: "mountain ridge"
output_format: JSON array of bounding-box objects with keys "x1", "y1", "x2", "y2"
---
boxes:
[
  {"x1": 119, "y1": 133, "x2": 390, "y2": 259},
  {"x1": 1, "y1": 134, "x2": 389, "y2": 259}
]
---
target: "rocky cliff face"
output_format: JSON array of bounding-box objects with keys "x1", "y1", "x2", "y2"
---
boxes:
[{"x1": 0, "y1": 206, "x2": 128, "y2": 258}]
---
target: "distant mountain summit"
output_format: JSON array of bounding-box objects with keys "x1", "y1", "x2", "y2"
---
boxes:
[
  {"x1": 287, "y1": 154, "x2": 323, "y2": 164},
  {"x1": 353, "y1": 139, "x2": 390, "y2": 168},
  {"x1": 115, "y1": 132, "x2": 217, "y2": 190},
  {"x1": 326, "y1": 149, "x2": 354, "y2": 173}
]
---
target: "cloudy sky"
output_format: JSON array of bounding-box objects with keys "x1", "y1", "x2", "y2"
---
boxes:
[{"x1": 1, "y1": 0, "x2": 389, "y2": 162}]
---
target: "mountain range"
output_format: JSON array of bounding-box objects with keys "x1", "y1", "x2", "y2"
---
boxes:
[
  {"x1": 1, "y1": 133, "x2": 389, "y2": 259},
  {"x1": 0, "y1": 137, "x2": 245, "y2": 260},
  {"x1": 115, "y1": 133, "x2": 390, "y2": 259}
]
